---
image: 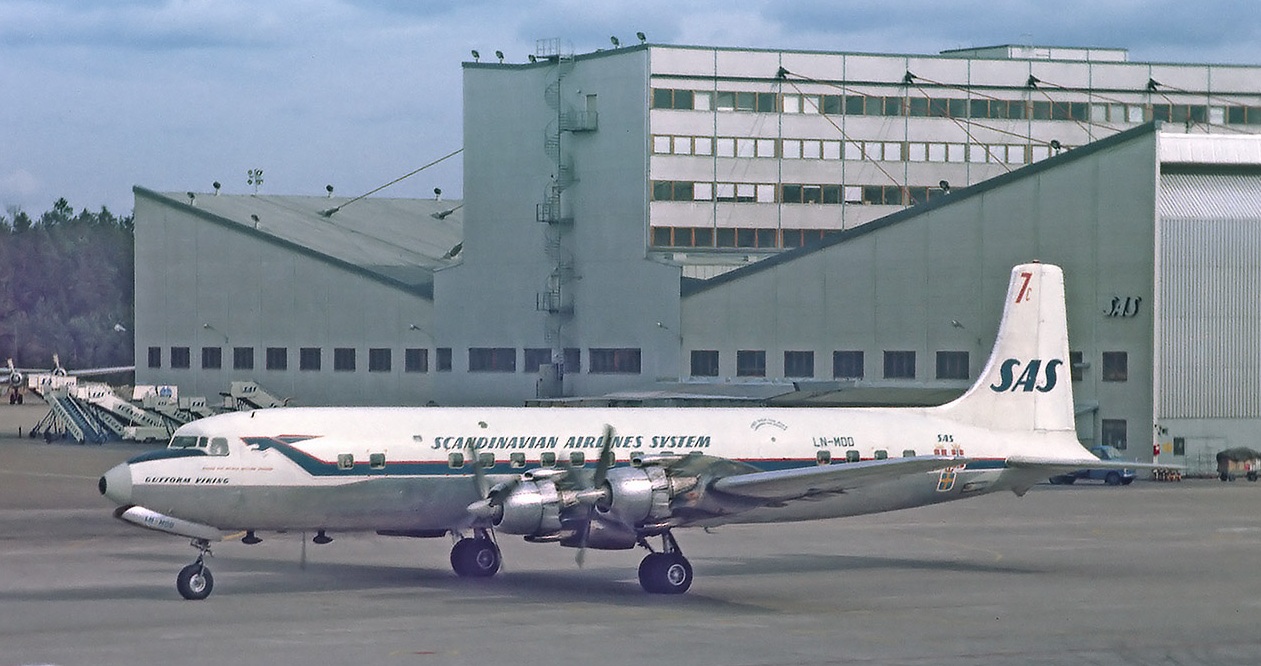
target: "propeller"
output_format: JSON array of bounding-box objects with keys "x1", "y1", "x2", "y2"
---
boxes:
[
  {"x1": 574, "y1": 424, "x2": 618, "y2": 567},
  {"x1": 465, "y1": 438, "x2": 496, "y2": 520},
  {"x1": 464, "y1": 438, "x2": 519, "y2": 524}
]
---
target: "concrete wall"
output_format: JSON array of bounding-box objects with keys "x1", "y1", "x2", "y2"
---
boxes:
[
  {"x1": 134, "y1": 196, "x2": 435, "y2": 406},
  {"x1": 437, "y1": 51, "x2": 681, "y2": 405}
]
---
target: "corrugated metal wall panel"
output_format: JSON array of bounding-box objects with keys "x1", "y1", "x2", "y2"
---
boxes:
[{"x1": 1158, "y1": 173, "x2": 1261, "y2": 419}]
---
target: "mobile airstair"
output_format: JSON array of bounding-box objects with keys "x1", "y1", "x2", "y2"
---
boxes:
[
  {"x1": 222, "y1": 381, "x2": 290, "y2": 410},
  {"x1": 30, "y1": 384, "x2": 112, "y2": 444}
]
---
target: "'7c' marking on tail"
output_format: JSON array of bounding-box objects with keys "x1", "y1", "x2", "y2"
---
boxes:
[{"x1": 1014, "y1": 271, "x2": 1033, "y2": 303}]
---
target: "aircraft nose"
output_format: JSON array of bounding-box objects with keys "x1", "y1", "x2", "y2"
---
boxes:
[{"x1": 99, "y1": 463, "x2": 133, "y2": 505}]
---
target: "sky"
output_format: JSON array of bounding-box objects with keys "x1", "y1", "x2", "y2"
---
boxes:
[{"x1": 2, "y1": 0, "x2": 1259, "y2": 217}]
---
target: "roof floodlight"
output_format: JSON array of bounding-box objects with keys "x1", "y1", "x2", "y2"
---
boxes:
[
  {"x1": 938, "y1": 180, "x2": 950, "y2": 193},
  {"x1": 528, "y1": 54, "x2": 537, "y2": 63},
  {"x1": 495, "y1": 50, "x2": 504, "y2": 63},
  {"x1": 610, "y1": 36, "x2": 620, "y2": 48},
  {"x1": 471, "y1": 50, "x2": 480, "y2": 62},
  {"x1": 212, "y1": 181, "x2": 221, "y2": 195},
  {"x1": 636, "y1": 32, "x2": 646, "y2": 44},
  {"x1": 326, "y1": 184, "x2": 334, "y2": 198},
  {"x1": 186, "y1": 192, "x2": 196, "y2": 205}
]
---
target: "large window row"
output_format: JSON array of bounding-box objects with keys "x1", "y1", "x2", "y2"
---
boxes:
[
  {"x1": 148, "y1": 346, "x2": 641, "y2": 375},
  {"x1": 652, "y1": 226, "x2": 837, "y2": 249},
  {"x1": 652, "y1": 181, "x2": 948, "y2": 206},
  {"x1": 690, "y1": 350, "x2": 971, "y2": 380},
  {"x1": 150, "y1": 346, "x2": 429, "y2": 373},
  {"x1": 652, "y1": 134, "x2": 1061, "y2": 165},
  {"x1": 690, "y1": 349, "x2": 1118, "y2": 382},
  {"x1": 652, "y1": 87, "x2": 1257, "y2": 126}
]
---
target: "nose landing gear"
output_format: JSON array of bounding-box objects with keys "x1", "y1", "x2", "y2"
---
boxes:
[{"x1": 176, "y1": 538, "x2": 215, "y2": 600}]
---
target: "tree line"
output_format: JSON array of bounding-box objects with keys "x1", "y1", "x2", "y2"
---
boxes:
[{"x1": 1, "y1": 198, "x2": 134, "y2": 372}]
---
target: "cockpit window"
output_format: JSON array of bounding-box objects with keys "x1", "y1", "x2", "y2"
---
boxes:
[
  {"x1": 208, "y1": 437, "x2": 230, "y2": 456},
  {"x1": 169, "y1": 435, "x2": 200, "y2": 449}
]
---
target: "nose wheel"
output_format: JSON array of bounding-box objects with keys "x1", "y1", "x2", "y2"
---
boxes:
[
  {"x1": 176, "y1": 539, "x2": 215, "y2": 600},
  {"x1": 637, "y1": 531, "x2": 693, "y2": 594}
]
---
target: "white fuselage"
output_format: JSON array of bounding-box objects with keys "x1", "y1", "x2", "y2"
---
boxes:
[{"x1": 108, "y1": 404, "x2": 1082, "y2": 534}]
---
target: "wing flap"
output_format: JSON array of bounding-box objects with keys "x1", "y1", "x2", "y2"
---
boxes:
[{"x1": 710, "y1": 456, "x2": 972, "y2": 501}]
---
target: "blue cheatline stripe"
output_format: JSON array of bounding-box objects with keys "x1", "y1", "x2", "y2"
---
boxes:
[
  {"x1": 128, "y1": 448, "x2": 208, "y2": 464},
  {"x1": 236, "y1": 436, "x2": 1009, "y2": 479}
]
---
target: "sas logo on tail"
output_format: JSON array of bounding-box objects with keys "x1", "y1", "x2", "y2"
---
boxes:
[{"x1": 989, "y1": 358, "x2": 1062, "y2": 393}]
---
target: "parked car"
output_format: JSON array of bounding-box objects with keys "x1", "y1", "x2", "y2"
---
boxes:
[{"x1": 1048, "y1": 446, "x2": 1136, "y2": 486}]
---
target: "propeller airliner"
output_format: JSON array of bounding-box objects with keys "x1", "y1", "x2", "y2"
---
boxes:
[{"x1": 99, "y1": 262, "x2": 1149, "y2": 598}]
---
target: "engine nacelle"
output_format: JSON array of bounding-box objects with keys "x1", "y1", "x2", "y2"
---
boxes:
[
  {"x1": 599, "y1": 466, "x2": 696, "y2": 525},
  {"x1": 493, "y1": 479, "x2": 564, "y2": 536}
]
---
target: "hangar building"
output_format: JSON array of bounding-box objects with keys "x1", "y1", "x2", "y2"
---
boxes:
[
  {"x1": 133, "y1": 189, "x2": 463, "y2": 406},
  {"x1": 135, "y1": 43, "x2": 1261, "y2": 471}
]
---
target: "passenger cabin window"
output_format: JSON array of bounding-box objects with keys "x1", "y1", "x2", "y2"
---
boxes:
[
  {"x1": 569, "y1": 451, "x2": 586, "y2": 466},
  {"x1": 816, "y1": 450, "x2": 831, "y2": 465},
  {"x1": 478, "y1": 452, "x2": 495, "y2": 469},
  {"x1": 208, "y1": 437, "x2": 229, "y2": 456},
  {"x1": 448, "y1": 452, "x2": 465, "y2": 469},
  {"x1": 369, "y1": 453, "x2": 386, "y2": 469},
  {"x1": 903, "y1": 449, "x2": 916, "y2": 458},
  {"x1": 875, "y1": 449, "x2": 888, "y2": 460},
  {"x1": 509, "y1": 452, "x2": 526, "y2": 469},
  {"x1": 846, "y1": 450, "x2": 861, "y2": 463},
  {"x1": 337, "y1": 453, "x2": 354, "y2": 470},
  {"x1": 540, "y1": 451, "x2": 557, "y2": 467}
]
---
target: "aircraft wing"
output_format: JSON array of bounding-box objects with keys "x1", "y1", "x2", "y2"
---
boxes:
[
  {"x1": 67, "y1": 365, "x2": 135, "y2": 377},
  {"x1": 710, "y1": 456, "x2": 973, "y2": 501},
  {"x1": 1005, "y1": 456, "x2": 1178, "y2": 473}
]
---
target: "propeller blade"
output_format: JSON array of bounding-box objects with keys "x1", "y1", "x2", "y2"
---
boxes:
[
  {"x1": 575, "y1": 424, "x2": 617, "y2": 567},
  {"x1": 466, "y1": 438, "x2": 489, "y2": 499}
]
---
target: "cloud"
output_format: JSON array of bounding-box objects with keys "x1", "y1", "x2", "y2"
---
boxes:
[
  {"x1": 0, "y1": 0, "x2": 347, "y2": 51},
  {"x1": 0, "y1": 169, "x2": 43, "y2": 209}
]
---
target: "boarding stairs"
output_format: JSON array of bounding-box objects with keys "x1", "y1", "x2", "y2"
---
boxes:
[
  {"x1": 31, "y1": 386, "x2": 112, "y2": 444},
  {"x1": 222, "y1": 381, "x2": 289, "y2": 410}
]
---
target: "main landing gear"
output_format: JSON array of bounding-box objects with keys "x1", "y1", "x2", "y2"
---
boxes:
[
  {"x1": 450, "y1": 529, "x2": 501, "y2": 578},
  {"x1": 176, "y1": 538, "x2": 215, "y2": 600},
  {"x1": 637, "y1": 531, "x2": 693, "y2": 594}
]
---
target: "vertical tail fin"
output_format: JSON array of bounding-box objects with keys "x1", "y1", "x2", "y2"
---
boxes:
[{"x1": 938, "y1": 263, "x2": 1075, "y2": 433}]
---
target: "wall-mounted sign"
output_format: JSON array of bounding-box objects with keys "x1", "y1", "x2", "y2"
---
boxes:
[{"x1": 1104, "y1": 296, "x2": 1142, "y2": 318}]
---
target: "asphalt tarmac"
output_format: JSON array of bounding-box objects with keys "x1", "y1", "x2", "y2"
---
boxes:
[{"x1": 1, "y1": 403, "x2": 1259, "y2": 666}]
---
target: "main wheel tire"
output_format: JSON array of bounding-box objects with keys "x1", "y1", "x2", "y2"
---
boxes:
[
  {"x1": 177, "y1": 564, "x2": 214, "y2": 600},
  {"x1": 450, "y1": 538, "x2": 501, "y2": 578},
  {"x1": 1105, "y1": 471, "x2": 1122, "y2": 486},
  {"x1": 639, "y1": 552, "x2": 692, "y2": 595},
  {"x1": 638, "y1": 553, "x2": 668, "y2": 593}
]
